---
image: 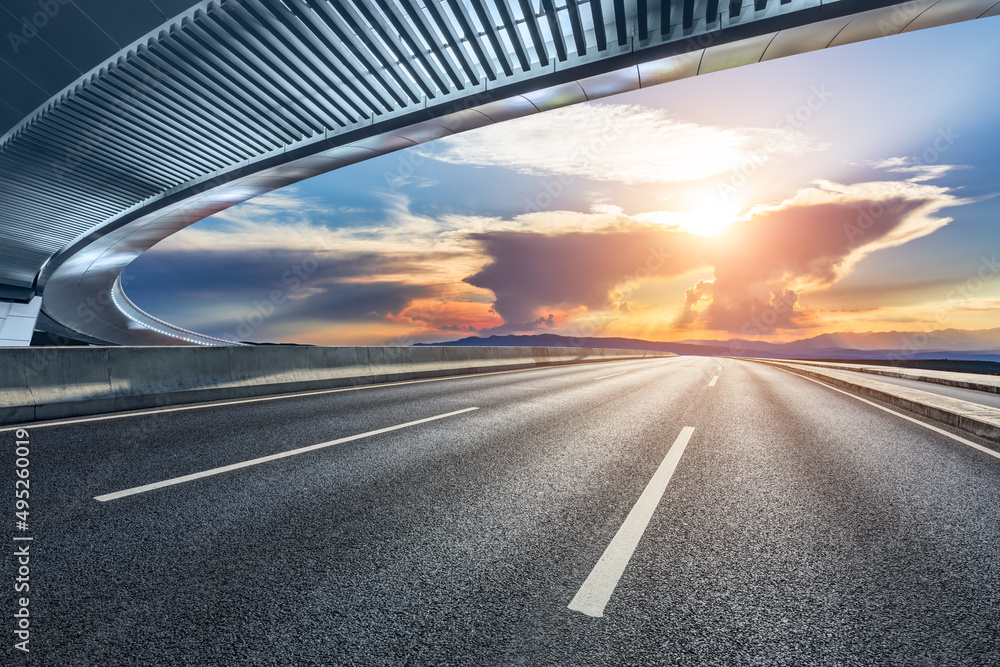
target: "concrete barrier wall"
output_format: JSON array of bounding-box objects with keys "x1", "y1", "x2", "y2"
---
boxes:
[{"x1": 0, "y1": 346, "x2": 670, "y2": 425}]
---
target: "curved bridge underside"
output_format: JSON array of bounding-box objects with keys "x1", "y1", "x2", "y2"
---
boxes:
[{"x1": 1, "y1": 0, "x2": 997, "y2": 345}]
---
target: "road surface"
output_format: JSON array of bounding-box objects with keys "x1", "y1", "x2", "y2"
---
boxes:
[{"x1": 3, "y1": 356, "x2": 999, "y2": 665}]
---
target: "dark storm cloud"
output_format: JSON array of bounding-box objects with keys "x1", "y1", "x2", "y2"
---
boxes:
[
  {"x1": 709, "y1": 197, "x2": 933, "y2": 291},
  {"x1": 463, "y1": 228, "x2": 705, "y2": 324},
  {"x1": 279, "y1": 281, "x2": 434, "y2": 322},
  {"x1": 477, "y1": 314, "x2": 556, "y2": 335}
]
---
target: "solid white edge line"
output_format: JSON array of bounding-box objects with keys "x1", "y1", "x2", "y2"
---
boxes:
[
  {"x1": 777, "y1": 370, "x2": 1000, "y2": 461},
  {"x1": 94, "y1": 407, "x2": 480, "y2": 502},
  {"x1": 708, "y1": 376, "x2": 718, "y2": 387},
  {"x1": 594, "y1": 371, "x2": 628, "y2": 380},
  {"x1": 1, "y1": 356, "x2": 675, "y2": 433},
  {"x1": 568, "y1": 426, "x2": 696, "y2": 618}
]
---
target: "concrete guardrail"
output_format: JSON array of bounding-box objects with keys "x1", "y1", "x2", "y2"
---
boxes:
[
  {"x1": 0, "y1": 346, "x2": 671, "y2": 425},
  {"x1": 765, "y1": 359, "x2": 1000, "y2": 395}
]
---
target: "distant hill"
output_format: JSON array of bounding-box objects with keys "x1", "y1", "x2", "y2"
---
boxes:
[
  {"x1": 415, "y1": 330, "x2": 1000, "y2": 365},
  {"x1": 418, "y1": 333, "x2": 731, "y2": 356}
]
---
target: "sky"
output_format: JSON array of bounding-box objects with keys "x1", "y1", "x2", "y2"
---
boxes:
[{"x1": 123, "y1": 17, "x2": 1000, "y2": 347}]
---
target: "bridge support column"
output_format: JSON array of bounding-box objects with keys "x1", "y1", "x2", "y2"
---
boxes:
[{"x1": 0, "y1": 297, "x2": 41, "y2": 346}]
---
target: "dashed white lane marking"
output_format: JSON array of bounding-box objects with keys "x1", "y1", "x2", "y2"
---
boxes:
[
  {"x1": 785, "y1": 372, "x2": 1000, "y2": 461},
  {"x1": 708, "y1": 376, "x2": 719, "y2": 387},
  {"x1": 568, "y1": 426, "x2": 695, "y2": 618},
  {"x1": 595, "y1": 371, "x2": 628, "y2": 380},
  {"x1": 95, "y1": 407, "x2": 480, "y2": 502}
]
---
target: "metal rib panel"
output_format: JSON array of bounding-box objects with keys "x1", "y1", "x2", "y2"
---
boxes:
[
  {"x1": 493, "y1": 0, "x2": 531, "y2": 71},
  {"x1": 446, "y1": 0, "x2": 500, "y2": 79},
  {"x1": 128, "y1": 49, "x2": 287, "y2": 149},
  {"x1": 470, "y1": 0, "x2": 515, "y2": 76},
  {"x1": 347, "y1": 0, "x2": 440, "y2": 97},
  {"x1": 419, "y1": 0, "x2": 483, "y2": 84},
  {"x1": 182, "y1": 16, "x2": 324, "y2": 134},
  {"x1": 372, "y1": 0, "x2": 453, "y2": 91},
  {"x1": 207, "y1": 7, "x2": 347, "y2": 129},
  {"x1": 613, "y1": 0, "x2": 628, "y2": 45},
  {"x1": 395, "y1": 0, "x2": 469, "y2": 89},
  {"x1": 240, "y1": 0, "x2": 374, "y2": 119},
  {"x1": 591, "y1": 0, "x2": 609, "y2": 50},
  {"x1": 164, "y1": 29, "x2": 312, "y2": 138},
  {"x1": 322, "y1": 0, "x2": 426, "y2": 101},
  {"x1": 111, "y1": 59, "x2": 267, "y2": 155},
  {"x1": 565, "y1": 1, "x2": 588, "y2": 56},
  {"x1": 295, "y1": 0, "x2": 411, "y2": 108},
  {"x1": 541, "y1": 0, "x2": 568, "y2": 61},
  {"x1": 517, "y1": 0, "x2": 550, "y2": 66},
  {"x1": 260, "y1": 1, "x2": 390, "y2": 114}
]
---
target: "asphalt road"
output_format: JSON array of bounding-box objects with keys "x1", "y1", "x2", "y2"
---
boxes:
[{"x1": 3, "y1": 356, "x2": 1000, "y2": 666}]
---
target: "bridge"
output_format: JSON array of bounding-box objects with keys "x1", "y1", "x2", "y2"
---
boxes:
[{"x1": 1, "y1": 0, "x2": 998, "y2": 346}]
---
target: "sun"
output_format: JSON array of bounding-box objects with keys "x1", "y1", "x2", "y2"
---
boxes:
[{"x1": 678, "y1": 198, "x2": 741, "y2": 237}]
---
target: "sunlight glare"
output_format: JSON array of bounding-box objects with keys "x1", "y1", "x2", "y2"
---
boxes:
[{"x1": 678, "y1": 198, "x2": 741, "y2": 237}]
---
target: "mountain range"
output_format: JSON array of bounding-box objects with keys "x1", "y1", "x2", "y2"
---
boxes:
[{"x1": 416, "y1": 328, "x2": 1000, "y2": 363}]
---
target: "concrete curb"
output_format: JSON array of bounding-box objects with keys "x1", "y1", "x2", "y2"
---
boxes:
[
  {"x1": 777, "y1": 359, "x2": 1000, "y2": 395},
  {"x1": 746, "y1": 358, "x2": 1000, "y2": 446},
  {"x1": 0, "y1": 346, "x2": 671, "y2": 425}
]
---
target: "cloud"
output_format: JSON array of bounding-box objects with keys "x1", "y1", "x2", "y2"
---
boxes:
[
  {"x1": 865, "y1": 157, "x2": 968, "y2": 183},
  {"x1": 127, "y1": 186, "x2": 487, "y2": 342},
  {"x1": 206, "y1": 189, "x2": 369, "y2": 228},
  {"x1": 424, "y1": 103, "x2": 824, "y2": 185},
  {"x1": 477, "y1": 314, "x2": 556, "y2": 335},
  {"x1": 124, "y1": 246, "x2": 442, "y2": 341},
  {"x1": 464, "y1": 227, "x2": 706, "y2": 324},
  {"x1": 951, "y1": 297, "x2": 1000, "y2": 312},
  {"x1": 676, "y1": 179, "x2": 969, "y2": 334},
  {"x1": 138, "y1": 189, "x2": 665, "y2": 341},
  {"x1": 387, "y1": 299, "x2": 500, "y2": 339},
  {"x1": 678, "y1": 281, "x2": 809, "y2": 334},
  {"x1": 158, "y1": 191, "x2": 718, "y2": 339},
  {"x1": 131, "y1": 169, "x2": 977, "y2": 344},
  {"x1": 275, "y1": 281, "x2": 433, "y2": 323}
]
